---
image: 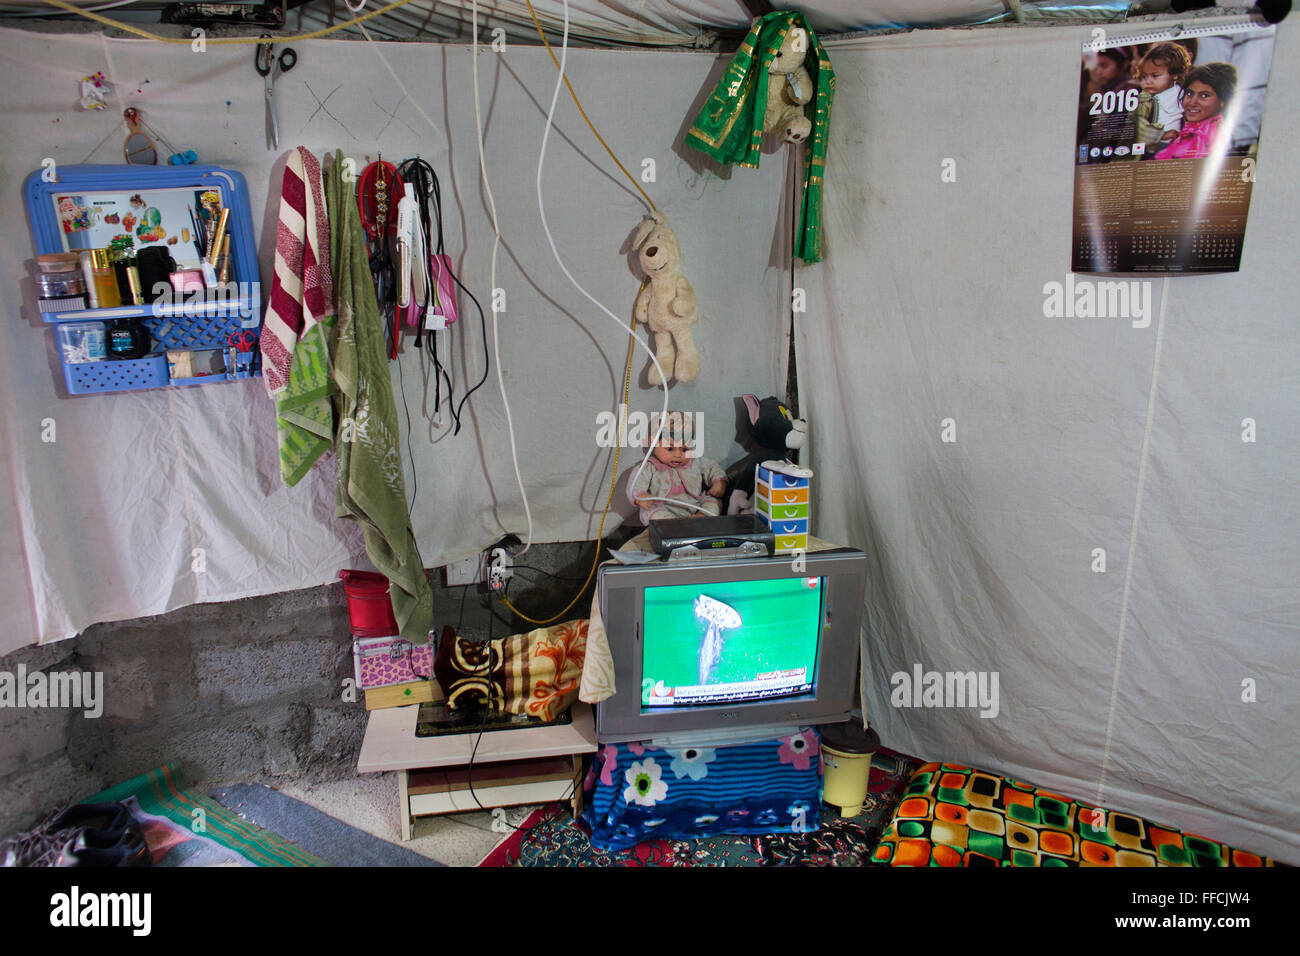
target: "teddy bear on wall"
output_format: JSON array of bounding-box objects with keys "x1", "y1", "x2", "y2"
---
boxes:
[
  {"x1": 763, "y1": 27, "x2": 813, "y2": 145},
  {"x1": 632, "y1": 212, "x2": 701, "y2": 386}
]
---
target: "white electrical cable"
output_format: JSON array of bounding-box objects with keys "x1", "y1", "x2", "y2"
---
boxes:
[
  {"x1": 534, "y1": 0, "x2": 672, "y2": 521},
  {"x1": 472, "y1": 0, "x2": 535, "y2": 555},
  {"x1": 636, "y1": 496, "x2": 717, "y2": 514}
]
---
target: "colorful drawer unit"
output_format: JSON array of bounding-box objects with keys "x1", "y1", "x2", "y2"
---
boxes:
[{"x1": 754, "y1": 461, "x2": 813, "y2": 553}]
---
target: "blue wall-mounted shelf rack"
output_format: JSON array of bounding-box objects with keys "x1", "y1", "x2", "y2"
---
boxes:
[{"x1": 23, "y1": 164, "x2": 263, "y2": 395}]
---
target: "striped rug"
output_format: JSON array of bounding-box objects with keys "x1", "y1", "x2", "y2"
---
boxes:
[{"x1": 86, "y1": 764, "x2": 327, "y2": 867}]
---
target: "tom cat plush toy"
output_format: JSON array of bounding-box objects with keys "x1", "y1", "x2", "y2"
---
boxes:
[{"x1": 725, "y1": 394, "x2": 807, "y2": 514}]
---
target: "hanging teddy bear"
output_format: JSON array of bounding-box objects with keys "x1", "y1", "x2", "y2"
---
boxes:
[
  {"x1": 632, "y1": 212, "x2": 701, "y2": 386},
  {"x1": 763, "y1": 27, "x2": 813, "y2": 145}
]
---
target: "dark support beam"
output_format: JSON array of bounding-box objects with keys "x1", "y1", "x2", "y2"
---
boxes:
[
  {"x1": 1171, "y1": 1, "x2": 1288, "y2": 22},
  {"x1": 740, "y1": 0, "x2": 776, "y2": 18}
]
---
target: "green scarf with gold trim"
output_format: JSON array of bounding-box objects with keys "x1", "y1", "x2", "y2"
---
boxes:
[{"x1": 686, "y1": 11, "x2": 834, "y2": 264}]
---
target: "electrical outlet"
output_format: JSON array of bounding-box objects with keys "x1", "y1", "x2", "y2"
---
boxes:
[{"x1": 443, "y1": 554, "x2": 486, "y2": 587}]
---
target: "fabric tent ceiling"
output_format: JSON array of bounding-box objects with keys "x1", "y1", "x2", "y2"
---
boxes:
[
  {"x1": 284, "y1": 0, "x2": 1136, "y2": 44},
  {"x1": 0, "y1": 0, "x2": 1146, "y2": 44}
]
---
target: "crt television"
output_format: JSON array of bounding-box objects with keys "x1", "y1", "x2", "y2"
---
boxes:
[{"x1": 595, "y1": 549, "x2": 867, "y2": 744}]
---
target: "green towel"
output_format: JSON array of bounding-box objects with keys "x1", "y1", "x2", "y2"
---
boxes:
[
  {"x1": 275, "y1": 322, "x2": 335, "y2": 487},
  {"x1": 686, "y1": 11, "x2": 835, "y2": 263},
  {"x1": 326, "y1": 152, "x2": 434, "y2": 644}
]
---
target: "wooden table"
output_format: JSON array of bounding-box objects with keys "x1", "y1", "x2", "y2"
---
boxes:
[{"x1": 357, "y1": 702, "x2": 600, "y2": 841}]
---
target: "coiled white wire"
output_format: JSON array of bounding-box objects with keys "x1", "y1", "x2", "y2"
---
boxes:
[
  {"x1": 472, "y1": 0, "x2": 535, "y2": 554},
  {"x1": 533, "y1": 0, "x2": 673, "y2": 524}
]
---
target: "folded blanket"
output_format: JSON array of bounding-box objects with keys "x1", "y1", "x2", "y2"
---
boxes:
[
  {"x1": 433, "y1": 620, "x2": 587, "y2": 722},
  {"x1": 584, "y1": 731, "x2": 824, "y2": 851},
  {"x1": 262, "y1": 147, "x2": 336, "y2": 486},
  {"x1": 326, "y1": 150, "x2": 434, "y2": 644}
]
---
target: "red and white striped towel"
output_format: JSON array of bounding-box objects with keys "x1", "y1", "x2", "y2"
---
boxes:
[{"x1": 261, "y1": 147, "x2": 333, "y2": 395}]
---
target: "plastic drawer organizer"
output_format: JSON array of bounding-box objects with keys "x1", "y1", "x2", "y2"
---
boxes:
[
  {"x1": 24, "y1": 164, "x2": 262, "y2": 395},
  {"x1": 754, "y1": 461, "x2": 814, "y2": 554}
]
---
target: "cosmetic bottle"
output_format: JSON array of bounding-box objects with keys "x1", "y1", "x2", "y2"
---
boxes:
[
  {"x1": 109, "y1": 239, "x2": 135, "y2": 305},
  {"x1": 89, "y1": 249, "x2": 121, "y2": 309},
  {"x1": 79, "y1": 251, "x2": 100, "y2": 308},
  {"x1": 107, "y1": 315, "x2": 151, "y2": 360}
]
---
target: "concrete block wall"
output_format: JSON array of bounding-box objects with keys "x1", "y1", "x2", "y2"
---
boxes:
[{"x1": 0, "y1": 536, "x2": 614, "y2": 839}]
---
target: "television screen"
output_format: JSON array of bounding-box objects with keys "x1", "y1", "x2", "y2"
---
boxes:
[{"x1": 641, "y1": 576, "x2": 824, "y2": 708}]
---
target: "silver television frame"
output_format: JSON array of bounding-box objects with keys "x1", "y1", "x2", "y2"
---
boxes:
[{"x1": 595, "y1": 548, "x2": 866, "y2": 744}]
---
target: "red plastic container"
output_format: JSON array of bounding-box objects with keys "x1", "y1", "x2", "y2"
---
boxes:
[{"x1": 339, "y1": 569, "x2": 400, "y2": 637}]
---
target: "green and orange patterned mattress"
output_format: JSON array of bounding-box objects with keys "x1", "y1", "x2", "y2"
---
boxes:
[{"x1": 872, "y1": 761, "x2": 1278, "y2": 867}]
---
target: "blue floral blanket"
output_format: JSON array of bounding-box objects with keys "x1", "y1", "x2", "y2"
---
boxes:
[{"x1": 583, "y1": 731, "x2": 823, "y2": 850}]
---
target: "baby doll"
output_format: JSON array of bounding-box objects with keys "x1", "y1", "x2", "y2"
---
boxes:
[
  {"x1": 1135, "y1": 42, "x2": 1192, "y2": 150},
  {"x1": 630, "y1": 413, "x2": 727, "y2": 525}
]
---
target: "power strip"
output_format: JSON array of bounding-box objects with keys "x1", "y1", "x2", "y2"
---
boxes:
[
  {"x1": 483, "y1": 534, "x2": 523, "y2": 593},
  {"x1": 487, "y1": 552, "x2": 512, "y2": 592}
]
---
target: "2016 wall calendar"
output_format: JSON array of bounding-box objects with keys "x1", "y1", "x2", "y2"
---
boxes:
[{"x1": 1072, "y1": 21, "x2": 1276, "y2": 274}]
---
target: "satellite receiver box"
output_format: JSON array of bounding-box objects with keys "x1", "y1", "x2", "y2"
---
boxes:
[{"x1": 648, "y1": 514, "x2": 776, "y2": 560}]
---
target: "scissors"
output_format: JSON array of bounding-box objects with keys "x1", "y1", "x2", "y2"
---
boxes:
[
  {"x1": 255, "y1": 35, "x2": 297, "y2": 150},
  {"x1": 228, "y1": 331, "x2": 258, "y2": 376}
]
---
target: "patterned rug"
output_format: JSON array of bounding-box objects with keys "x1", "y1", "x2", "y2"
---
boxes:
[{"x1": 482, "y1": 748, "x2": 922, "y2": 867}]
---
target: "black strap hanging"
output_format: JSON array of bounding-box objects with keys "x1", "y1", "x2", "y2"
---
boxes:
[{"x1": 395, "y1": 157, "x2": 492, "y2": 437}]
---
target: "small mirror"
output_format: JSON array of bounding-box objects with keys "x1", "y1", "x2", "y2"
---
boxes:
[{"x1": 123, "y1": 109, "x2": 157, "y2": 165}]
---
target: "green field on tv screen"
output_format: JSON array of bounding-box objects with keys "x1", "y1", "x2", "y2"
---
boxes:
[{"x1": 642, "y1": 576, "x2": 823, "y2": 694}]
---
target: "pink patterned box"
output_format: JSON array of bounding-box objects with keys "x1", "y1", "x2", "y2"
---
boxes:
[{"x1": 353, "y1": 636, "x2": 434, "y2": 690}]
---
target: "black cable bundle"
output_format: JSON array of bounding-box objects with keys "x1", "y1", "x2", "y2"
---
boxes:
[{"x1": 396, "y1": 157, "x2": 491, "y2": 436}]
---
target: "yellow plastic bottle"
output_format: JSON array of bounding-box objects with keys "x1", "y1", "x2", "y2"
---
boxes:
[{"x1": 89, "y1": 249, "x2": 121, "y2": 309}]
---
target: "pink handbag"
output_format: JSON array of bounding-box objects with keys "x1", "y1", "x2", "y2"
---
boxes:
[{"x1": 353, "y1": 636, "x2": 434, "y2": 690}]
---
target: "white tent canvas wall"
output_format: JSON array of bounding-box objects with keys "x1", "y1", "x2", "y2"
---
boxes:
[
  {"x1": 803, "y1": 20, "x2": 1299, "y2": 866},
  {"x1": 0, "y1": 1, "x2": 1294, "y2": 864}
]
